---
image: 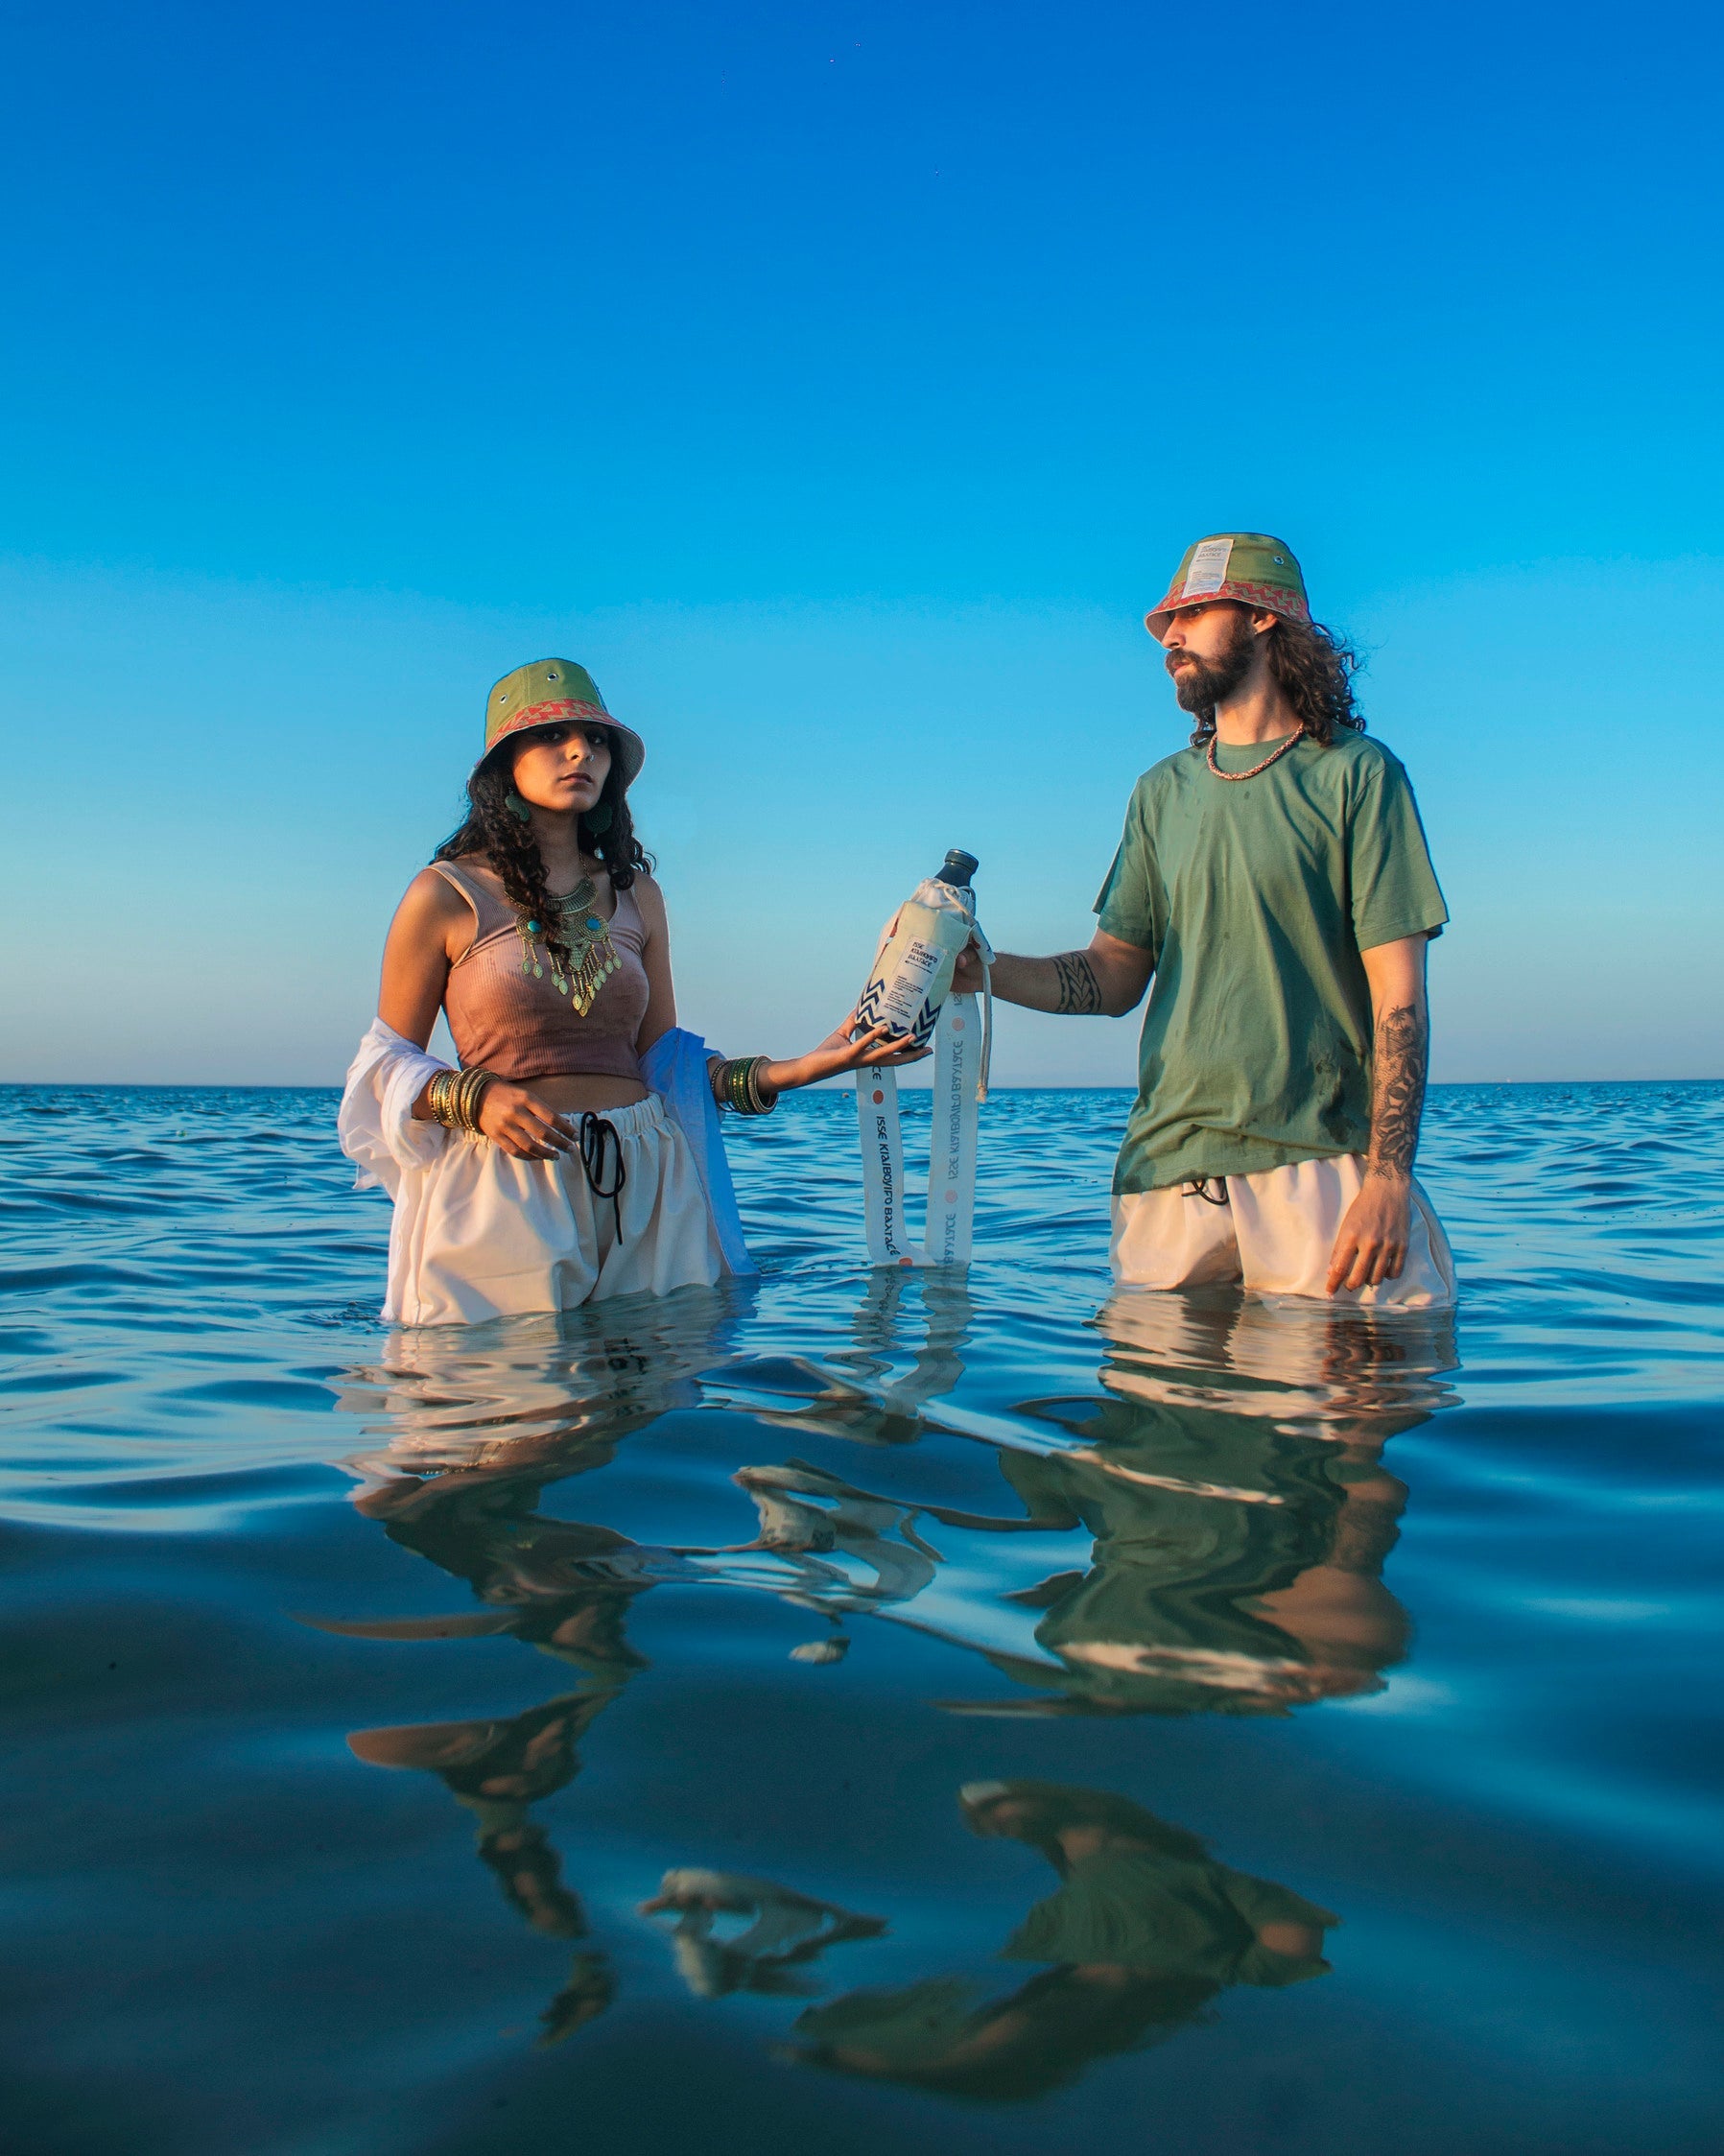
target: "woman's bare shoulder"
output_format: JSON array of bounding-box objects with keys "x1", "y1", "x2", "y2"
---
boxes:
[
  {"x1": 628, "y1": 869, "x2": 669, "y2": 931},
  {"x1": 395, "y1": 864, "x2": 473, "y2": 926}
]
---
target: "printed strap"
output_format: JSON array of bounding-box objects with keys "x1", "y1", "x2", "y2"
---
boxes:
[{"x1": 855, "y1": 994, "x2": 982, "y2": 1268}]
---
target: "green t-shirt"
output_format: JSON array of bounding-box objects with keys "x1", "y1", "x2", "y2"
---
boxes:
[{"x1": 1095, "y1": 730, "x2": 1447, "y2": 1195}]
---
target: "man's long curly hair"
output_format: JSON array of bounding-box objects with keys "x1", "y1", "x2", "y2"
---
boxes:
[
  {"x1": 435, "y1": 727, "x2": 652, "y2": 983},
  {"x1": 1188, "y1": 608, "x2": 1367, "y2": 749}
]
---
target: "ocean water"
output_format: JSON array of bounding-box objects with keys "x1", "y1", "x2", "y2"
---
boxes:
[{"x1": 2, "y1": 1079, "x2": 1721, "y2": 2155}]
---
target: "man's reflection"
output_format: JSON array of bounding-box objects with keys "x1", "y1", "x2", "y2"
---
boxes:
[
  {"x1": 788, "y1": 1777, "x2": 1336, "y2": 2101},
  {"x1": 934, "y1": 1290, "x2": 1456, "y2": 1717}
]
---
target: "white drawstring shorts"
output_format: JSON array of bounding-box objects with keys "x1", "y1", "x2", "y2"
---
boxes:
[{"x1": 1111, "y1": 1153, "x2": 1455, "y2": 1309}]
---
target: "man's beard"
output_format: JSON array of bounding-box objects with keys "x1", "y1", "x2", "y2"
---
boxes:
[{"x1": 1169, "y1": 616, "x2": 1255, "y2": 713}]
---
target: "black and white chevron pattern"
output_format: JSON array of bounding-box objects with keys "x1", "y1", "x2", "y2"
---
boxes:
[{"x1": 855, "y1": 884, "x2": 976, "y2": 1049}]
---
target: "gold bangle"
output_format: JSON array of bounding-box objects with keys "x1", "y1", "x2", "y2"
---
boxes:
[
  {"x1": 450, "y1": 1066, "x2": 495, "y2": 1137},
  {"x1": 426, "y1": 1070, "x2": 459, "y2": 1126},
  {"x1": 470, "y1": 1070, "x2": 495, "y2": 1134}
]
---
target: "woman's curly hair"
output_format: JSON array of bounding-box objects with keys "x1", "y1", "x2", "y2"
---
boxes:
[
  {"x1": 1188, "y1": 610, "x2": 1367, "y2": 749},
  {"x1": 435, "y1": 727, "x2": 652, "y2": 983}
]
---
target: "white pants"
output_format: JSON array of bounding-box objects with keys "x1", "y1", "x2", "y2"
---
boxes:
[
  {"x1": 1111, "y1": 1154, "x2": 1455, "y2": 1309},
  {"x1": 398, "y1": 1094, "x2": 725, "y2": 1327}
]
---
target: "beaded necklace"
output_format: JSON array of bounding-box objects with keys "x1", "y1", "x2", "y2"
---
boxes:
[
  {"x1": 1206, "y1": 727, "x2": 1306, "y2": 781},
  {"x1": 516, "y1": 876, "x2": 620, "y2": 1014}
]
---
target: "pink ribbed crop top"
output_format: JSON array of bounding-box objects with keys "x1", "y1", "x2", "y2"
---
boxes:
[{"x1": 432, "y1": 860, "x2": 649, "y2": 1084}]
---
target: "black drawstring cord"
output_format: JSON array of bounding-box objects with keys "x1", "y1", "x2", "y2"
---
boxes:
[
  {"x1": 1183, "y1": 1176, "x2": 1231, "y2": 1207},
  {"x1": 578, "y1": 1113, "x2": 627, "y2": 1243}
]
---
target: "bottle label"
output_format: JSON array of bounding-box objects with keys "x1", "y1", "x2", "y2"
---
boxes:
[{"x1": 878, "y1": 936, "x2": 944, "y2": 1029}]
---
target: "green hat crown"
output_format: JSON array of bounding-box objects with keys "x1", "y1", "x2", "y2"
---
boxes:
[
  {"x1": 1145, "y1": 533, "x2": 1311, "y2": 642},
  {"x1": 479, "y1": 657, "x2": 646, "y2": 787}
]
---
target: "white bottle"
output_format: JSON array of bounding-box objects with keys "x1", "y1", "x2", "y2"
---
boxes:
[{"x1": 856, "y1": 850, "x2": 980, "y2": 1048}]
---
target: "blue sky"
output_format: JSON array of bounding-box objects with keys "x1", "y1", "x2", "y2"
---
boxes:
[{"x1": 3, "y1": 0, "x2": 1720, "y2": 1084}]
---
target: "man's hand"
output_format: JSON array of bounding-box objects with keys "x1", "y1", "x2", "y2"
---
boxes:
[
  {"x1": 952, "y1": 942, "x2": 988, "y2": 997},
  {"x1": 1326, "y1": 1173, "x2": 1412, "y2": 1292}
]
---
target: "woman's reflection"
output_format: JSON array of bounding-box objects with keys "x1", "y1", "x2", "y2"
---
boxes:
[
  {"x1": 332, "y1": 1289, "x2": 749, "y2": 2041},
  {"x1": 347, "y1": 1689, "x2": 619, "y2": 2044}
]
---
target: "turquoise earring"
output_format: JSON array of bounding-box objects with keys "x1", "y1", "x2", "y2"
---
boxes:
[
  {"x1": 506, "y1": 792, "x2": 531, "y2": 823},
  {"x1": 583, "y1": 800, "x2": 614, "y2": 836}
]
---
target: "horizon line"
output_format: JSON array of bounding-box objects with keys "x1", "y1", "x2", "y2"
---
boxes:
[{"x1": 2, "y1": 1076, "x2": 1719, "y2": 1095}]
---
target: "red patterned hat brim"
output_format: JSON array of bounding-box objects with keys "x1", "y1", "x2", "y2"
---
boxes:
[
  {"x1": 1145, "y1": 579, "x2": 1311, "y2": 641},
  {"x1": 476, "y1": 699, "x2": 646, "y2": 785}
]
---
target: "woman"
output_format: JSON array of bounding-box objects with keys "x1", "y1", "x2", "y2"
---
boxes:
[{"x1": 340, "y1": 657, "x2": 915, "y2": 1325}]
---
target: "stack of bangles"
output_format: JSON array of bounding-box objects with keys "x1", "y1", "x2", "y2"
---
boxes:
[
  {"x1": 425, "y1": 1065, "x2": 497, "y2": 1136},
  {"x1": 711, "y1": 1055, "x2": 777, "y2": 1116}
]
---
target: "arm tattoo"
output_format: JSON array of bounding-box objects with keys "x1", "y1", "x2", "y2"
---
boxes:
[
  {"x1": 1366, "y1": 1002, "x2": 1428, "y2": 1178},
  {"x1": 1052, "y1": 951, "x2": 1103, "y2": 1015}
]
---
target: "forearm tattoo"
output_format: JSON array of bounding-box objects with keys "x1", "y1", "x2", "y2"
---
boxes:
[
  {"x1": 1052, "y1": 951, "x2": 1103, "y2": 1014},
  {"x1": 1328, "y1": 1496, "x2": 1403, "y2": 1575},
  {"x1": 1367, "y1": 1003, "x2": 1428, "y2": 1178}
]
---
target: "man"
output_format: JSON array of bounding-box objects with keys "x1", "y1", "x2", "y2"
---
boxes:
[{"x1": 957, "y1": 533, "x2": 1453, "y2": 1306}]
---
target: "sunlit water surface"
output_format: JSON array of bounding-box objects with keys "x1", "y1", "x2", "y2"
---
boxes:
[{"x1": 3, "y1": 1080, "x2": 1721, "y2": 2155}]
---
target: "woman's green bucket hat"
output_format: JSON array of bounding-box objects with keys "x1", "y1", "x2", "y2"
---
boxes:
[
  {"x1": 478, "y1": 658, "x2": 646, "y2": 787},
  {"x1": 1145, "y1": 533, "x2": 1311, "y2": 643}
]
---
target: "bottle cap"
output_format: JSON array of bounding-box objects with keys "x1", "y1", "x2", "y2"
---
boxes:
[{"x1": 937, "y1": 849, "x2": 980, "y2": 887}]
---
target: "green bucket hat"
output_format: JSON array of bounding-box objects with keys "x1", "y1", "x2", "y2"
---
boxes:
[
  {"x1": 478, "y1": 658, "x2": 646, "y2": 788},
  {"x1": 1145, "y1": 533, "x2": 1310, "y2": 643}
]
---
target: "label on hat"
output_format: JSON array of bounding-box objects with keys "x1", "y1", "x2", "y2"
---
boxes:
[{"x1": 1182, "y1": 537, "x2": 1235, "y2": 599}]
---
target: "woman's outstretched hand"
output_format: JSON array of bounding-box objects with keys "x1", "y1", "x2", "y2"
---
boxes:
[{"x1": 760, "y1": 1014, "x2": 932, "y2": 1097}]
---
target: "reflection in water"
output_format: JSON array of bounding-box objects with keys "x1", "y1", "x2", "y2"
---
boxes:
[
  {"x1": 789, "y1": 1779, "x2": 1337, "y2": 2102},
  {"x1": 321, "y1": 1271, "x2": 1452, "y2": 2069},
  {"x1": 331, "y1": 1288, "x2": 754, "y2": 2042},
  {"x1": 947, "y1": 1290, "x2": 1458, "y2": 1717},
  {"x1": 347, "y1": 1694, "x2": 619, "y2": 2044},
  {"x1": 11, "y1": 1082, "x2": 1714, "y2": 2150},
  {"x1": 640, "y1": 1871, "x2": 886, "y2": 1998}
]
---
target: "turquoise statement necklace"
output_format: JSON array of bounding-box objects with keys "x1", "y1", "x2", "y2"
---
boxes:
[{"x1": 516, "y1": 878, "x2": 620, "y2": 1013}]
